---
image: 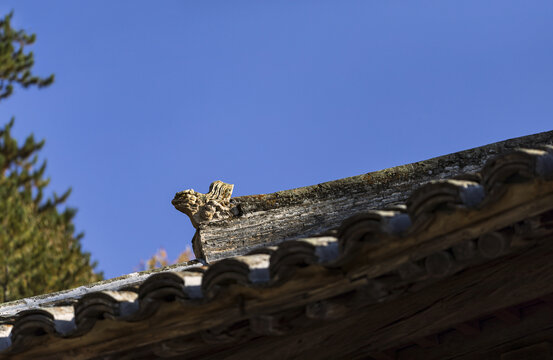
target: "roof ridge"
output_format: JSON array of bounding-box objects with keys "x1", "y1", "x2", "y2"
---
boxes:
[{"x1": 180, "y1": 130, "x2": 553, "y2": 262}]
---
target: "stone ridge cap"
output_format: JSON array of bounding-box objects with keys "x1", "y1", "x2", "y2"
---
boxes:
[
  {"x1": 230, "y1": 130, "x2": 553, "y2": 211},
  {"x1": 0, "y1": 260, "x2": 203, "y2": 320}
]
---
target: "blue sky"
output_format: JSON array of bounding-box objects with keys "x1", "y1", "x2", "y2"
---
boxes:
[{"x1": 0, "y1": 1, "x2": 551, "y2": 279}]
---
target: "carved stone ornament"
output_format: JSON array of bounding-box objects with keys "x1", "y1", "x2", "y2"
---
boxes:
[{"x1": 172, "y1": 181, "x2": 234, "y2": 228}]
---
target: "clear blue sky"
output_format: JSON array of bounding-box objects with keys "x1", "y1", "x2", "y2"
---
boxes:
[{"x1": 0, "y1": 1, "x2": 551, "y2": 279}]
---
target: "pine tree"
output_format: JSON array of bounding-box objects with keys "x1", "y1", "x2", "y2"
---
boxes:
[
  {"x1": 0, "y1": 12, "x2": 102, "y2": 303},
  {"x1": 0, "y1": 12, "x2": 54, "y2": 100}
]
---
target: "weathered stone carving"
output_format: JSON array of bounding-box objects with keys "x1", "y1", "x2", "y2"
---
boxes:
[{"x1": 172, "y1": 181, "x2": 234, "y2": 228}]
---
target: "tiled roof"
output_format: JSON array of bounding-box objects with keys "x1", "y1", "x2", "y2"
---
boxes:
[{"x1": 1, "y1": 146, "x2": 553, "y2": 359}]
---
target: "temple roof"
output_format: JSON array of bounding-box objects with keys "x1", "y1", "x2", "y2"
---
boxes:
[{"x1": 1, "y1": 132, "x2": 553, "y2": 359}]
